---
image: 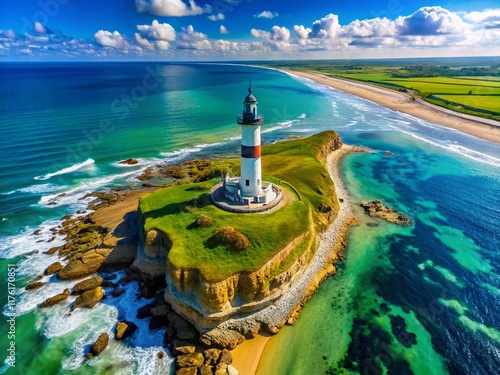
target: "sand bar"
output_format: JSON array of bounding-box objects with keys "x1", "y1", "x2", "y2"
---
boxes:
[{"x1": 279, "y1": 69, "x2": 500, "y2": 144}]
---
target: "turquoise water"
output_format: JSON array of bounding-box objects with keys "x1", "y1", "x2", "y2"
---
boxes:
[{"x1": 0, "y1": 62, "x2": 499, "y2": 374}]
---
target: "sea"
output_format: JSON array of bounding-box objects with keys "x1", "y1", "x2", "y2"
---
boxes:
[{"x1": 0, "y1": 62, "x2": 498, "y2": 375}]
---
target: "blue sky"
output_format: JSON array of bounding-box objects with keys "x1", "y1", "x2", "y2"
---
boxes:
[{"x1": 1, "y1": 0, "x2": 499, "y2": 60}]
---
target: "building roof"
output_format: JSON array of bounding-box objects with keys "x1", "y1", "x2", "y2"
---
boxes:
[{"x1": 244, "y1": 86, "x2": 257, "y2": 103}]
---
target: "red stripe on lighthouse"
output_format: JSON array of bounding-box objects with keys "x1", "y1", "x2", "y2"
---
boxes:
[{"x1": 241, "y1": 145, "x2": 261, "y2": 158}]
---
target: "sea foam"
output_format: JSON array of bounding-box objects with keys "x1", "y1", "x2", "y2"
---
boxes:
[{"x1": 34, "y1": 158, "x2": 95, "y2": 181}]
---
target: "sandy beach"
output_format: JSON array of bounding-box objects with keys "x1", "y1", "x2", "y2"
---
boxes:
[{"x1": 279, "y1": 69, "x2": 500, "y2": 144}]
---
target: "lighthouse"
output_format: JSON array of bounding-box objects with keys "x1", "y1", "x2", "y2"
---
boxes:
[
  {"x1": 237, "y1": 83, "x2": 263, "y2": 198},
  {"x1": 214, "y1": 83, "x2": 281, "y2": 210}
]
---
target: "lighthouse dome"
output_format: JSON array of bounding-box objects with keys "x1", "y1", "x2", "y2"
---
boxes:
[{"x1": 244, "y1": 87, "x2": 257, "y2": 103}]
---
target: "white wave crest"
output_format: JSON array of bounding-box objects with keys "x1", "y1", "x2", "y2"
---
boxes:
[
  {"x1": 2, "y1": 183, "x2": 64, "y2": 196},
  {"x1": 34, "y1": 158, "x2": 95, "y2": 181}
]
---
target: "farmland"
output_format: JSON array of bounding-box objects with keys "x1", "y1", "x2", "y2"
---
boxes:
[{"x1": 266, "y1": 59, "x2": 500, "y2": 120}]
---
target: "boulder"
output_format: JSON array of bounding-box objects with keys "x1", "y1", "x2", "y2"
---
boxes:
[
  {"x1": 359, "y1": 200, "x2": 413, "y2": 227},
  {"x1": 45, "y1": 262, "x2": 62, "y2": 275},
  {"x1": 72, "y1": 276, "x2": 103, "y2": 295},
  {"x1": 219, "y1": 349, "x2": 232, "y2": 365},
  {"x1": 71, "y1": 286, "x2": 104, "y2": 311},
  {"x1": 149, "y1": 316, "x2": 167, "y2": 330},
  {"x1": 215, "y1": 363, "x2": 228, "y2": 375},
  {"x1": 26, "y1": 281, "x2": 45, "y2": 291},
  {"x1": 119, "y1": 158, "x2": 139, "y2": 165},
  {"x1": 177, "y1": 353, "x2": 204, "y2": 368},
  {"x1": 175, "y1": 368, "x2": 198, "y2": 375},
  {"x1": 158, "y1": 351, "x2": 165, "y2": 359},
  {"x1": 200, "y1": 329, "x2": 244, "y2": 350},
  {"x1": 151, "y1": 304, "x2": 169, "y2": 317},
  {"x1": 173, "y1": 339, "x2": 196, "y2": 354},
  {"x1": 57, "y1": 256, "x2": 105, "y2": 280},
  {"x1": 204, "y1": 348, "x2": 221, "y2": 365},
  {"x1": 115, "y1": 321, "x2": 138, "y2": 340},
  {"x1": 174, "y1": 344, "x2": 196, "y2": 355},
  {"x1": 200, "y1": 366, "x2": 214, "y2": 375},
  {"x1": 111, "y1": 287, "x2": 126, "y2": 297},
  {"x1": 137, "y1": 303, "x2": 154, "y2": 319},
  {"x1": 39, "y1": 289, "x2": 70, "y2": 308},
  {"x1": 227, "y1": 365, "x2": 239, "y2": 375},
  {"x1": 168, "y1": 313, "x2": 197, "y2": 340},
  {"x1": 87, "y1": 333, "x2": 109, "y2": 358}
]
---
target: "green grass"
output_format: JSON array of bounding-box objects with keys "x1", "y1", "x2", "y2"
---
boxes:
[
  {"x1": 140, "y1": 131, "x2": 340, "y2": 281},
  {"x1": 434, "y1": 95, "x2": 500, "y2": 113}
]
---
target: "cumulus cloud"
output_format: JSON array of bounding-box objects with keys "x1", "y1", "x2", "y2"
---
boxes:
[
  {"x1": 254, "y1": 11, "x2": 278, "y2": 19},
  {"x1": 220, "y1": 25, "x2": 229, "y2": 35},
  {"x1": 208, "y1": 13, "x2": 225, "y2": 21},
  {"x1": 34, "y1": 22, "x2": 53, "y2": 35},
  {"x1": 2, "y1": 30, "x2": 16, "y2": 39},
  {"x1": 307, "y1": 13, "x2": 341, "y2": 38},
  {"x1": 464, "y1": 9, "x2": 500, "y2": 29},
  {"x1": 135, "y1": 0, "x2": 211, "y2": 17},
  {"x1": 136, "y1": 20, "x2": 176, "y2": 41},
  {"x1": 94, "y1": 30, "x2": 128, "y2": 49},
  {"x1": 396, "y1": 6, "x2": 469, "y2": 35}
]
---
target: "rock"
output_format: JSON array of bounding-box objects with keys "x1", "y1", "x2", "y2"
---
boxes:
[
  {"x1": 174, "y1": 344, "x2": 196, "y2": 355},
  {"x1": 119, "y1": 158, "x2": 139, "y2": 165},
  {"x1": 57, "y1": 255, "x2": 105, "y2": 280},
  {"x1": 115, "y1": 321, "x2": 137, "y2": 340},
  {"x1": 164, "y1": 326, "x2": 176, "y2": 345},
  {"x1": 71, "y1": 286, "x2": 104, "y2": 311},
  {"x1": 118, "y1": 274, "x2": 135, "y2": 286},
  {"x1": 200, "y1": 366, "x2": 214, "y2": 375},
  {"x1": 204, "y1": 348, "x2": 221, "y2": 365},
  {"x1": 219, "y1": 349, "x2": 232, "y2": 365},
  {"x1": 200, "y1": 329, "x2": 244, "y2": 350},
  {"x1": 151, "y1": 304, "x2": 169, "y2": 317},
  {"x1": 26, "y1": 281, "x2": 45, "y2": 291},
  {"x1": 101, "y1": 280, "x2": 116, "y2": 288},
  {"x1": 173, "y1": 339, "x2": 196, "y2": 353},
  {"x1": 177, "y1": 353, "x2": 204, "y2": 368},
  {"x1": 227, "y1": 365, "x2": 239, "y2": 375},
  {"x1": 87, "y1": 333, "x2": 109, "y2": 358},
  {"x1": 45, "y1": 262, "x2": 62, "y2": 276},
  {"x1": 359, "y1": 200, "x2": 413, "y2": 227},
  {"x1": 176, "y1": 368, "x2": 198, "y2": 375},
  {"x1": 149, "y1": 316, "x2": 167, "y2": 330},
  {"x1": 111, "y1": 287, "x2": 126, "y2": 297},
  {"x1": 137, "y1": 303, "x2": 154, "y2": 319},
  {"x1": 39, "y1": 289, "x2": 70, "y2": 308},
  {"x1": 45, "y1": 246, "x2": 61, "y2": 255},
  {"x1": 367, "y1": 222, "x2": 379, "y2": 227},
  {"x1": 72, "y1": 276, "x2": 103, "y2": 294},
  {"x1": 34, "y1": 230, "x2": 42, "y2": 235},
  {"x1": 139, "y1": 283, "x2": 155, "y2": 299},
  {"x1": 168, "y1": 313, "x2": 197, "y2": 340},
  {"x1": 215, "y1": 363, "x2": 228, "y2": 375}
]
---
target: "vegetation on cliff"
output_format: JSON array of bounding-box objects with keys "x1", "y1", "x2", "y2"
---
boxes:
[{"x1": 139, "y1": 131, "x2": 341, "y2": 282}]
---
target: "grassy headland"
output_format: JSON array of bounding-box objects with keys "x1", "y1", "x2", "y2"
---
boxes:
[{"x1": 139, "y1": 131, "x2": 340, "y2": 282}]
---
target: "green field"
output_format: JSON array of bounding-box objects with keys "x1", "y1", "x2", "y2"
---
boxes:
[
  {"x1": 435, "y1": 95, "x2": 500, "y2": 112},
  {"x1": 140, "y1": 131, "x2": 340, "y2": 281},
  {"x1": 270, "y1": 61, "x2": 500, "y2": 119}
]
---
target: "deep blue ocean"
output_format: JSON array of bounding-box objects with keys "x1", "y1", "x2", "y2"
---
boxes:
[{"x1": 0, "y1": 62, "x2": 498, "y2": 374}]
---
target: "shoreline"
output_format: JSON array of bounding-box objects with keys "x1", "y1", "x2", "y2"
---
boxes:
[
  {"x1": 278, "y1": 68, "x2": 500, "y2": 144},
  {"x1": 232, "y1": 144, "x2": 361, "y2": 375}
]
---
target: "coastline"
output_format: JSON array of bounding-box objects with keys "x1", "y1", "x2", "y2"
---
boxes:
[
  {"x1": 233, "y1": 144, "x2": 361, "y2": 375},
  {"x1": 278, "y1": 68, "x2": 500, "y2": 144}
]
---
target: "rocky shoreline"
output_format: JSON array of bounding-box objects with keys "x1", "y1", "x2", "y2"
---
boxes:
[
  {"x1": 25, "y1": 144, "x2": 366, "y2": 375},
  {"x1": 359, "y1": 199, "x2": 413, "y2": 227}
]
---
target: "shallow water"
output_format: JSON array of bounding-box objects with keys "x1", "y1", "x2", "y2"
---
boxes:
[{"x1": 0, "y1": 62, "x2": 499, "y2": 374}]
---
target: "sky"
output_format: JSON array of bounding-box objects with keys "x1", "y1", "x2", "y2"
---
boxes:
[{"x1": 0, "y1": 0, "x2": 499, "y2": 60}]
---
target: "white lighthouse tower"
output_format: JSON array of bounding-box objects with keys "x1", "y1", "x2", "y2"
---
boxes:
[
  {"x1": 237, "y1": 83, "x2": 263, "y2": 197},
  {"x1": 215, "y1": 83, "x2": 281, "y2": 210}
]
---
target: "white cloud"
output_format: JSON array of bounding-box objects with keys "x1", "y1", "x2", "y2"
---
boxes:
[
  {"x1": 308, "y1": 13, "x2": 341, "y2": 38},
  {"x1": 136, "y1": 20, "x2": 176, "y2": 41},
  {"x1": 208, "y1": 13, "x2": 225, "y2": 21},
  {"x1": 2, "y1": 30, "x2": 16, "y2": 39},
  {"x1": 464, "y1": 9, "x2": 500, "y2": 29},
  {"x1": 94, "y1": 30, "x2": 128, "y2": 49},
  {"x1": 34, "y1": 22, "x2": 52, "y2": 34},
  {"x1": 254, "y1": 11, "x2": 278, "y2": 19},
  {"x1": 134, "y1": 33, "x2": 155, "y2": 50},
  {"x1": 135, "y1": 0, "x2": 211, "y2": 17},
  {"x1": 396, "y1": 6, "x2": 469, "y2": 35},
  {"x1": 220, "y1": 25, "x2": 229, "y2": 35}
]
